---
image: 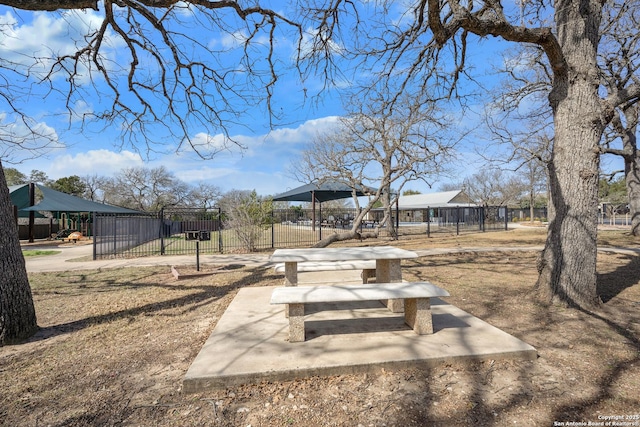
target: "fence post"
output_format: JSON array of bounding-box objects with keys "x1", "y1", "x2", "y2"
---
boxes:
[
  {"x1": 218, "y1": 207, "x2": 223, "y2": 253},
  {"x1": 196, "y1": 240, "x2": 200, "y2": 271},
  {"x1": 319, "y1": 203, "x2": 322, "y2": 241},
  {"x1": 271, "y1": 210, "x2": 275, "y2": 249},
  {"x1": 159, "y1": 208, "x2": 165, "y2": 255},
  {"x1": 456, "y1": 206, "x2": 460, "y2": 235},
  {"x1": 112, "y1": 214, "x2": 117, "y2": 256},
  {"x1": 505, "y1": 208, "x2": 509, "y2": 230},
  {"x1": 93, "y1": 212, "x2": 97, "y2": 261},
  {"x1": 427, "y1": 206, "x2": 431, "y2": 238}
]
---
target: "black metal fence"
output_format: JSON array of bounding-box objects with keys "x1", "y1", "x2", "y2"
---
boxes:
[
  {"x1": 92, "y1": 205, "x2": 513, "y2": 259},
  {"x1": 393, "y1": 205, "x2": 509, "y2": 237},
  {"x1": 93, "y1": 208, "x2": 223, "y2": 259}
]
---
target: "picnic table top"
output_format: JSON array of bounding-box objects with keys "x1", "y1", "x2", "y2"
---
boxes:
[{"x1": 270, "y1": 246, "x2": 419, "y2": 263}]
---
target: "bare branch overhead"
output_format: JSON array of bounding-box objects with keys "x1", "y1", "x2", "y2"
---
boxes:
[{"x1": 0, "y1": 0, "x2": 304, "y2": 159}]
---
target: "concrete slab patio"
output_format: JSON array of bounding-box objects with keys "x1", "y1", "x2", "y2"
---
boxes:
[{"x1": 183, "y1": 281, "x2": 537, "y2": 393}]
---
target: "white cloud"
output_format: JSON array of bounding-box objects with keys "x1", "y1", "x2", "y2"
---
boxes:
[
  {"x1": 301, "y1": 25, "x2": 345, "y2": 58},
  {"x1": 218, "y1": 30, "x2": 247, "y2": 49},
  {"x1": 174, "y1": 165, "x2": 238, "y2": 182},
  {"x1": 180, "y1": 166, "x2": 300, "y2": 195},
  {"x1": 0, "y1": 113, "x2": 63, "y2": 163},
  {"x1": 172, "y1": 1, "x2": 197, "y2": 18},
  {"x1": 263, "y1": 116, "x2": 340, "y2": 145},
  {"x1": 188, "y1": 132, "x2": 233, "y2": 154},
  {"x1": 147, "y1": 116, "x2": 343, "y2": 193},
  {"x1": 179, "y1": 115, "x2": 341, "y2": 159},
  {"x1": 43, "y1": 149, "x2": 143, "y2": 179},
  {"x1": 183, "y1": 131, "x2": 260, "y2": 157},
  {"x1": 70, "y1": 100, "x2": 94, "y2": 123},
  {"x1": 209, "y1": 24, "x2": 274, "y2": 51},
  {"x1": 0, "y1": 9, "x2": 124, "y2": 84},
  {"x1": 11, "y1": 116, "x2": 343, "y2": 195}
]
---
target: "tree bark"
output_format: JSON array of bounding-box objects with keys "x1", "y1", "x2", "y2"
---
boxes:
[
  {"x1": 535, "y1": 0, "x2": 604, "y2": 309},
  {"x1": 626, "y1": 153, "x2": 640, "y2": 236},
  {"x1": 382, "y1": 183, "x2": 396, "y2": 238},
  {"x1": 0, "y1": 162, "x2": 38, "y2": 345},
  {"x1": 0, "y1": 0, "x2": 98, "y2": 11},
  {"x1": 313, "y1": 229, "x2": 379, "y2": 248},
  {"x1": 601, "y1": 106, "x2": 640, "y2": 235},
  {"x1": 620, "y1": 106, "x2": 640, "y2": 236}
]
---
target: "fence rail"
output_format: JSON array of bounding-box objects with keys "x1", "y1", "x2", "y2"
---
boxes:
[{"x1": 92, "y1": 206, "x2": 514, "y2": 259}]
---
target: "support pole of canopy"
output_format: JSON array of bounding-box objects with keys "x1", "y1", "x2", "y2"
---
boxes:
[
  {"x1": 319, "y1": 201, "x2": 323, "y2": 240},
  {"x1": 92, "y1": 211, "x2": 97, "y2": 260},
  {"x1": 311, "y1": 191, "x2": 316, "y2": 232},
  {"x1": 28, "y1": 182, "x2": 35, "y2": 243}
]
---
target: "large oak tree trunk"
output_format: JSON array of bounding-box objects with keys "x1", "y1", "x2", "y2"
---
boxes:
[
  {"x1": 620, "y1": 106, "x2": 640, "y2": 236},
  {"x1": 312, "y1": 229, "x2": 378, "y2": 248},
  {"x1": 536, "y1": 0, "x2": 603, "y2": 309},
  {"x1": 313, "y1": 201, "x2": 381, "y2": 248},
  {"x1": 0, "y1": 162, "x2": 38, "y2": 345},
  {"x1": 626, "y1": 153, "x2": 640, "y2": 236}
]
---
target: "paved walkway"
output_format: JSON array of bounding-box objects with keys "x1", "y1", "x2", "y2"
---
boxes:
[
  {"x1": 23, "y1": 243, "x2": 272, "y2": 273},
  {"x1": 23, "y1": 242, "x2": 545, "y2": 273},
  {"x1": 184, "y1": 287, "x2": 537, "y2": 392}
]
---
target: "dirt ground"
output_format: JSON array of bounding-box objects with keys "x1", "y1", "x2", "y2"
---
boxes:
[{"x1": 2, "y1": 228, "x2": 639, "y2": 426}]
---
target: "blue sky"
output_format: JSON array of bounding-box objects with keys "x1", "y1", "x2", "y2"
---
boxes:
[{"x1": 0, "y1": 4, "x2": 623, "y2": 197}]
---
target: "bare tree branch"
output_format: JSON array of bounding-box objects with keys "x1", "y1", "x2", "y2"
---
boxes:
[
  {"x1": 291, "y1": 88, "x2": 459, "y2": 245},
  {"x1": 0, "y1": 0, "x2": 98, "y2": 10},
  {"x1": 0, "y1": 0, "x2": 304, "y2": 159}
]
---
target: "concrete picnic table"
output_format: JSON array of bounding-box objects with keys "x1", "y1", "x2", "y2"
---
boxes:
[{"x1": 270, "y1": 246, "x2": 419, "y2": 312}]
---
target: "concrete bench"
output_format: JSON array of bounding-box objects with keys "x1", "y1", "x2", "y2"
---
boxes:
[
  {"x1": 270, "y1": 282, "x2": 450, "y2": 342},
  {"x1": 273, "y1": 260, "x2": 377, "y2": 283}
]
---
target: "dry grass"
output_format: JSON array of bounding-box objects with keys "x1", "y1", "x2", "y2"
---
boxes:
[{"x1": 1, "y1": 228, "x2": 639, "y2": 426}]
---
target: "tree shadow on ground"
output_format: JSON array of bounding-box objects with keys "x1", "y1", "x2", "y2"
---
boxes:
[
  {"x1": 597, "y1": 253, "x2": 640, "y2": 303},
  {"x1": 26, "y1": 267, "x2": 275, "y2": 344},
  {"x1": 546, "y1": 306, "x2": 640, "y2": 424},
  {"x1": 393, "y1": 251, "x2": 640, "y2": 426}
]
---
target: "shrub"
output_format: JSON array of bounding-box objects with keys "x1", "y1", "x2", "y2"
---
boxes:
[{"x1": 223, "y1": 191, "x2": 273, "y2": 252}]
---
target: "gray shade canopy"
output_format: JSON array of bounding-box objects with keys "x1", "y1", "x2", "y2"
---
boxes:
[
  {"x1": 19, "y1": 184, "x2": 143, "y2": 214},
  {"x1": 273, "y1": 181, "x2": 377, "y2": 203}
]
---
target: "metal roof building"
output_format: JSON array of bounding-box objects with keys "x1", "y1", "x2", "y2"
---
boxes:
[{"x1": 396, "y1": 190, "x2": 476, "y2": 209}]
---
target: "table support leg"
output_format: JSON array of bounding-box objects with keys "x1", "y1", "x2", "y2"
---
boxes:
[
  {"x1": 376, "y1": 259, "x2": 404, "y2": 312},
  {"x1": 361, "y1": 268, "x2": 376, "y2": 284},
  {"x1": 404, "y1": 298, "x2": 433, "y2": 334},
  {"x1": 288, "y1": 303, "x2": 305, "y2": 342},
  {"x1": 284, "y1": 262, "x2": 298, "y2": 286},
  {"x1": 284, "y1": 262, "x2": 298, "y2": 318}
]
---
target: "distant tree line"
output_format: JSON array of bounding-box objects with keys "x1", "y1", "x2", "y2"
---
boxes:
[{"x1": 8, "y1": 165, "x2": 625, "y2": 217}]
